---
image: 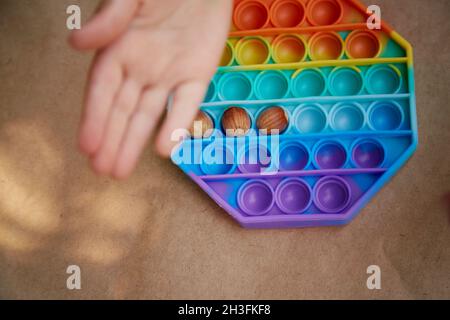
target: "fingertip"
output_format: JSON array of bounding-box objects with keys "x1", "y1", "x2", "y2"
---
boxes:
[
  {"x1": 78, "y1": 139, "x2": 91, "y2": 156},
  {"x1": 153, "y1": 80, "x2": 207, "y2": 159},
  {"x1": 112, "y1": 155, "x2": 137, "y2": 180},
  {"x1": 68, "y1": 27, "x2": 103, "y2": 51},
  {"x1": 90, "y1": 145, "x2": 116, "y2": 175},
  {"x1": 154, "y1": 140, "x2": 173, "y2": 159},
  {"x1": 155, "y1": 132, "x2": 187, "y2": 159},
  {"x1": 111, "y1": 166, "x2": 133, "y2": 181},
  {"x1": 78, "y1": 126, "x2": 101, "y2": 156},
  {"x1": 154, "y1": 126, "x2": 192, "y2": 159},
  {"x1": 90, "y1": 155, "x2": 113, "y2": 176},
  {"x1": 68, "y1": 29, "x2": 110, "y2": 51},
  {"x1": 68, "y1": 29, "x2": 84, "y2": 50},
  {"x1": 78, "y1": 136, "x2": 92, "y2": 155}
]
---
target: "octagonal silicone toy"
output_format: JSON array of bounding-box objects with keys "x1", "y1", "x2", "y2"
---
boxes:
[{"x1": 172, "y1": 0, "x2": 417, "y2": 228}]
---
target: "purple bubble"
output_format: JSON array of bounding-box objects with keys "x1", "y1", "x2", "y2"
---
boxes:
[
  {"x1": 238, "y1": 180, "x2": 274, "y2": 216},
  {"x1": 352, "y1": 139, "x2": 385, "y2": 168},
  {"x1": 314, "y1": 141, "x2": 347, "y2": 169},
  {"x1": 313, "y1": 176, "x2": 351, "y2": 213},
  {"x1": 276, "y1": 179, "x2": 312, "y2": 214},
  {"x1": 238, "y1": 146, "x2": 271, "y2": 173}
]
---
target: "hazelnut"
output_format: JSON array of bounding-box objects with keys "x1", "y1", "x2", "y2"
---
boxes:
[
  {"x1": 189, "y1": 111, "x2": 214, "y2": 138},
  {"x1": 221, "y1": 107, "x2": 251, "y2": 137},
  {"x1": 256, "y1": 106, "x2": 289, "y2": 135}
]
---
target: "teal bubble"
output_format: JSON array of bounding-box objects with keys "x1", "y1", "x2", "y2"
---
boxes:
[
  {"x1": 330, "y1": 103, "x2": 365, "y2": 131},
  {"x1": 295, "y1": 104, "x2": 327, "y2": 133},
  {"x1": 365, "y1": 65, "x2": 402, "y2": 94},
  {"x1": 328, "y1": 67, "x2": 363, "y2": 96},
  {"x1": 254, "y1": 70, "x2": 289, "y2": 99},
  {"x1": 291, "y1": 69, "x2": 326, "y2": 97},
  {"x1": 218, "y1": 73, "x2": 253, "y2": 101},
  {"x1": 204, "y1": 81, "x2": 217, "y2": 102}
]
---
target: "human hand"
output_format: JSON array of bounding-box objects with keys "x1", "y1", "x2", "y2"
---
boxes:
[{"x1": 70, "y1": 0, "x2": 232, "y2": 178}]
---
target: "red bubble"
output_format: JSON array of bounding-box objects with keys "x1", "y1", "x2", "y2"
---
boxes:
[
  {"x1": 306, "y1": 0, "x2": 343, "y2": 26},
  {"x1": 270, "y1": 0, "x2": 306, "y2": 28},
  {"x1": 234, "y1": 1, "x2": 269, "y2": 30},
  {"x1": 346, "y1": 31, "x2": 381, "y2": 59}
]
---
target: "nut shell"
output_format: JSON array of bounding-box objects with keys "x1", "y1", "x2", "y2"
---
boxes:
[
  {"x1": 221, "y1": 107, "x2": 251, "y2": 137},
  {"x1": 189, "y1": 111, "x2": 214, "y2": 138},
  {"x1": 256, "y1": 106, "x2": 289, "y2": 134}
]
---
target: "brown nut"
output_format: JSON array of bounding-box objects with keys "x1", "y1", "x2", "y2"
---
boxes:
[
  {"x1": 221, "y1": 107, "x2": 251, "y2": 137},
  {"x1": 256, "y1": 106, "x2": 289, "y2": 135},
  {"x1": 189, "y1": 111, "x2": 214, "y2": 138}
]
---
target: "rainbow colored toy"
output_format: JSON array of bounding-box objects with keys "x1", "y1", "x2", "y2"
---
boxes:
[{"x1": 172, "y1": 0, "x2": 417, "y2": 228}]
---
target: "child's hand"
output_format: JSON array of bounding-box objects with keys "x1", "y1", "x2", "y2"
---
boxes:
[{"x1": 70, "y1": 0, "x2": 232, "y2": 179}]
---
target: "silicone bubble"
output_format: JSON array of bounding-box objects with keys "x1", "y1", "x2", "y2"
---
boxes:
[
  {"x1": 237, "y1": 180, "x2": 275, "y2": 216},
  {"x1": 345, "y1": 30, "x2": 381, "y2": 59},
  {"x1": 365, "y1": 65, "x2": 402, "y2": 94},
  {"x1": 220, "y1": 41, "x2": 234, "y2": 67},
  {"x1": 352, "y1": 139, "x2": 385, "y2": 168},
  {"x1": 234, "y1": 0, "x2": 269, "y2": 31},
  {"x1": 275, "y1": 178, "x2": 312, "y2": 214},
  {"x1": 200, "y1": 144, "x2": 236, "y2": 175},
  {"x1": 306, "y1": 0, "x2": 343, "y2": 26},
  {"x1": 328, "y1": 67, "x2": 363, "y2": 96},
  {"x1": 308, "y1": 32, "x2": 344, "y2": 61},
  {"x1": 330, "y1": 102, "x2": 365, "y2": 131},
  {"x1": 270, "y1": 0, "x2": 306, "y2": 28},
  {"x1": 313, "y1": 176, "x2": 351, "y2": 213},
  {"x1": 238, "y1": 145, "x2": 271, "y2": 173},
  {"x1": 294, "y1": 104, "x2": 327, "y2": 133},
  {"x1": 291, "y1": 69, "x2": 327, "y2": 97},
  {"x1": 313, "y1": 140, "x2": 347, "y2": 169},
  {"x1": 204, "y1": 81, "x2": 217, "y2": 103},
  {"x1": 368, "y1": 101, "x2": 404, "y2": 131},
  {"x1": 236, "y1": 37, "x2": 271, "y2": 66},
  {"x1": 218, "y1": 72, "x2": 252, "y2": 101},
  {"x1": 272, "y1": 34, "x2": 306, "y2": 64},
  {"x1": 279, "y1": 142, "x2": 310, "y2": 171},
  {"x1": 254, "y1": 70, "x2": 290, "y2": 99}
]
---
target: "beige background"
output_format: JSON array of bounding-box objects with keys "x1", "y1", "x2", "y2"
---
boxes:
[{"x1": 0, "y1": 0, "x2": 449, "y2": 299}]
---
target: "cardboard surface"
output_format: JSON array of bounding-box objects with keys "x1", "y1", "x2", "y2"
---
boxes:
[{"x1": 0, "y1": 0, "x2": 449, "y2": 299}]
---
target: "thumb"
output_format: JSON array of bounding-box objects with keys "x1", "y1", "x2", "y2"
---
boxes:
[{"x1": 69, "y1": 0, "x2": 140, "y2": 51}]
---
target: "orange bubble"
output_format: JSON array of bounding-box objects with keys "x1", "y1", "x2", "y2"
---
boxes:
[
  {"x1": 234, "y1": 0, "x2": 270, "y2": 31},
  {"x1": 306, "y1": 0, "x2": 343, "y2": 26},
  {"x1": 270, "y1": 0, "x2": 306, "y2": 28},
  {"x1": 273, "y1": 35, "x2": 306, "y2": 63},
  {"x1": 345, "y1": 30, "x2": 381, "y2": 59},
  {"x1": 309, "y1": 32, "x2": 344, "y2": 60}
]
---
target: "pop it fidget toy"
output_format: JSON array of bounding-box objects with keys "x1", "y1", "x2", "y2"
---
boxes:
[{"x1": 172, "y1": 0, "x2": 417, "y2": 228}]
